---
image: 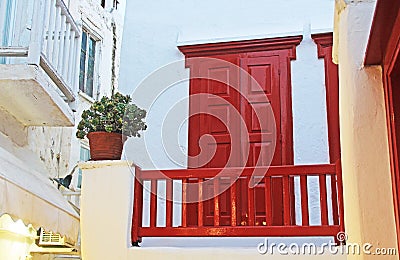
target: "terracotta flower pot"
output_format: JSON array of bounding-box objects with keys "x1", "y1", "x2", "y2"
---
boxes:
[{"x1": 87, "y1": 132, "x2": 127, "y2": 160}]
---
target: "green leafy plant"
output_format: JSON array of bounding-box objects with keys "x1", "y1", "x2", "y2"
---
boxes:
[{"x1": 76, "y1": 92, "x2": 147, "y2": 139}]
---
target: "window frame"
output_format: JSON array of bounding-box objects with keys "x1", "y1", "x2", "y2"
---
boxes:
[{"x1": 79, "y1": 27, "x2": 101, "y2": 99}]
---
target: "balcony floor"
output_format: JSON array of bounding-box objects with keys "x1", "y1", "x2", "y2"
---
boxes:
[{"x1": 0, "y1": 64, "x2": 74, "y2": 126}]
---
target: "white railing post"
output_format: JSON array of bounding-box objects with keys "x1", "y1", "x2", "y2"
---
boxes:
[
  {"x1": 42, "y1": 0, "x2": 52, "y2": 54},
  {"x1": 73, "y1": 32, "x2": 81, "y2": 91},
  {"x1": 67, "y1": 30, "x2": 76, "y2": 85},
  {"x1": 62, "y1": 23, "x2": 72, "y2": 78},
  {"x1": 52, "y1": 5, "x2": 62, "y2": 66},
  {"x1": 46, "y1": 0, "x2": 56, "y2": 61},
  {"x1": 27, "y1": 0, "x2": 45, "y2": 65},
  {"x1": 57, "y1": 14, "x2": 67, "y2": 71},
  {"x1": 69, "y1": 28, "x2": 81, "y2": 110}
]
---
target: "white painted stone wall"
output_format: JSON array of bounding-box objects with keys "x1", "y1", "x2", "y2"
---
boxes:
[
  {"x1": 334, "y1": 0, "x2": 398, "y2": 259},
  {"x1": 25, "y1": 0, "x2": 127, "y2": 184}
]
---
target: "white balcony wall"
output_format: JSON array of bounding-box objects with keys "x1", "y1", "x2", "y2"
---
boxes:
[
  {"x1": 80, "y1": 161, "x2": 346, "y2": 259},
  {"x1": 0, "y1": 0, "x2": 81, "y2": 103}
]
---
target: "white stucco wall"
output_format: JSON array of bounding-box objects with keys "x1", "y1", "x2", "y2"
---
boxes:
[
  {"x1": 120, "y1": 0, "x2": 334, "y2": 169},
  {"x1": 334, "y1": 0, "x2": 398, "y2": 259}
]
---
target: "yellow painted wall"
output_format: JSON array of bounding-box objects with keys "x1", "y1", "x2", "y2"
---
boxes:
[{"x1": 334, "y1": 1, "x2": 398, "y2": 259}]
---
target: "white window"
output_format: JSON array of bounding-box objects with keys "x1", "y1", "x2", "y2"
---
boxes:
[{"x1": 79, "y1": 30, "x2": 98, "y2": 98}]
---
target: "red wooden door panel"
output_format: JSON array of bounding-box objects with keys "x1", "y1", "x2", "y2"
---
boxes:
[
  {"x1": 187, "y1": 55, "x2": 241, "y2": 226},
  {"x1": 197, "y1": 56, "x2": 242, "y2": 226},
  {"x1": 200, "y1": 56, "x2": 242, "y2": 168},
  {"x1": 240, "y1": 55, "x2": 284, "y2": 225},
  {"x1": 189, "y1": 55, "x2": 282, "y2": 170},
  {"x1": 187, "y1": 53, "x2": 289, "y2": 226},
  {"x1": 188, "y1": 55, "x2": 241, "y2": 169},
  {"x1": 240, "y1": 55, "x2": 281, "y2": 167}
]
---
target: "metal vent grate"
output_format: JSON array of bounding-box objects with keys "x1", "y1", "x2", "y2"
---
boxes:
[{"x1": 37, "y1": 228, "x2": 73, "y2": 248}]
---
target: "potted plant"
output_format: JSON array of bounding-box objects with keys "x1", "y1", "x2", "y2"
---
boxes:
[{"x1": 76, "y1": 92, "x2": 147, "y2": 160}]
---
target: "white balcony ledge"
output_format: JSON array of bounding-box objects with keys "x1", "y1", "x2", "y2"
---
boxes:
[{"x1": 0, "y1": 64, "x2": 74, "y2": 126}]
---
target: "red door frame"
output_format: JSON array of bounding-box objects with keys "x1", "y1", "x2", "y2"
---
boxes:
[
  {"x1": 365, "y1": 0, "x2": 400, "y2": 250},
  {"x1": 312, "y1": 33, "x2": 341, "y2": 163},
  {"x1": 384, "y1": 49, "x2": 400, "y2": 252},
  {"x1": 179, "y1": 36, "x2": 302, "y2": 226},
  {"x1": 179, "y1": 36, "x2": 302, "y2": 168},
  {"x1": 312, "y1": 33, "x2": 341, "y2": 227}
]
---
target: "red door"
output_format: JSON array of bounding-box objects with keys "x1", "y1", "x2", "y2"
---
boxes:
[{"x1": 187, "y1": 52, "x2": 288, "y2": 226}]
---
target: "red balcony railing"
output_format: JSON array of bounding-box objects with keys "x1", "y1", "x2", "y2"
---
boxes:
[{"x1": 131, "y1": 160, "x2": 344, "y2": 245}]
